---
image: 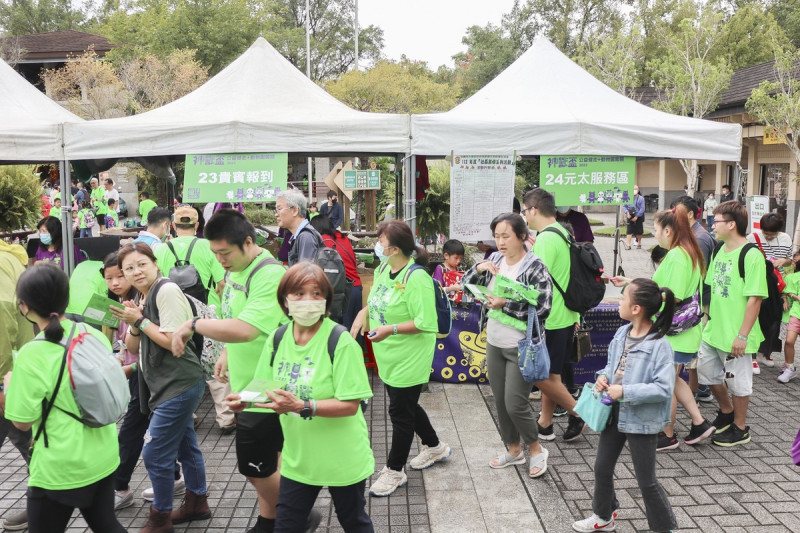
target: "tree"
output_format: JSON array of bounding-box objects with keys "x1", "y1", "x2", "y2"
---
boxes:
[
  {"x1": 117, "y1": 49, "x2": 208, "y2": 113},
  {"x1": 0, "y1": 165, "x2": 42, "y2": 232},
  {"x1": 0, "y1": 34, "x2": 25, "y2": 64},
  {"x1": 325, "y1": 59, "x2": 456, "y2": 113},
  {"x1": 770, "y1": 0, "x2": 800, "y2": 51},
  {"x1": 452, "y1": 23, "x2": 517, "y2": 99},
  {"x1": 717, "y1": 2, "x2": 790, "y2": 71},
  {"x1": 650, "y1": 6, "x2": 732, "y2": 193},
  {"x1": 576, "y1": 21, "x2": 644, "y2": 94},
  {"x1": 0, "y1": 0, "x2": 87, "y2": 35}
]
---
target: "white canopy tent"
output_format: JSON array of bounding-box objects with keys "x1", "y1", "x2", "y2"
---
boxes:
[
  {"x1": 411, "y1": 38, "x2": 742, "y2": 161},
  {"x1": 63, "y1": 37, "x2": 411, "y2": 159},
  {"x1": 0, "y1": 58, "x2": 83, "y2": 162}
]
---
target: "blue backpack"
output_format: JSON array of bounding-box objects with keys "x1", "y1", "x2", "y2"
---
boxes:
[{"x1": 396, "y1": 263, "x2": 452, "y2": 338}]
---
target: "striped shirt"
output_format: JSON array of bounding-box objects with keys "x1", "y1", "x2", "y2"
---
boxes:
[{"x1": 747, "y1": 230, "x2": 793, "y2": 269}]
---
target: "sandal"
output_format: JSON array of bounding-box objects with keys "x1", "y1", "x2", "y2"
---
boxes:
[
  {"x1": 529, "y1": 447, "x2": 549, "y2": 478},
  {"x1": 488, "y1": 450, "x2": 525, "y2": 469}
]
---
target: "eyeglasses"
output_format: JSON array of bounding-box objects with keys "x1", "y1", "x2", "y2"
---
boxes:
[
  {"x1": 122, "y1": 261, "x2": 152, "y2": 274},
  {"x1": 713, "y1": 219, "x2": 733, "y2": 225},
  {"x1": 275, "y1": 205, "x2": 294, "y2": 214},
  {"x1": 520, "y1": 207, "x2": 532, "y2": 216}
]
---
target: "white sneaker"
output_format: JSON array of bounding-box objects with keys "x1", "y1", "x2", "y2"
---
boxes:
[
  {"x1": 777, "y1": 366, "x2": 797, "y2": 383},
  {"x1": 757, "y1": 353, "x2": 775, "y2": 368},
  {"x1": 369, "y1": 466, "x2": 407, "y2": 497},
  {"x1": 409, "y1": 442, "x2": 451, "y2": 470},
  {"x1": 753, "y1": 361, "x2": 760, "y2": 375},
  {"x1": 141, "y1": 476, "x2": 186, "y2": 502},
  {"x1": 572, "y1": 513, "x2": 616, "y2": 532},
  {"x1": 114, "y1": 489, "x2": 134, "y2": 510}
]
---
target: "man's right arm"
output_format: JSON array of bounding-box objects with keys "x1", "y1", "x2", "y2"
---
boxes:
[{"x1": 196, "y1": 318, "x2": 260, "y2": 343}]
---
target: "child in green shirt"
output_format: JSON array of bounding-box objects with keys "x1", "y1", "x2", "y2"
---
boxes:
[
  {"x1": 779, "y1": 251, "x2": 800, "y2": 383},
  {"x1": 105, "y1": 198, "x2": 119, "y2": 228},
  {"x1": 78, "y1": 202, "x2": 94, "y2": 238}
]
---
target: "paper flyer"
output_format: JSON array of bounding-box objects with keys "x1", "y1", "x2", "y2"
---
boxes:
[{"x1": 83, "y1": 293, "x2": 125, "y2": 328}]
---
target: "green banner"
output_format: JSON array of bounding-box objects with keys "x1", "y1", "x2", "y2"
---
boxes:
[
  {"x1": 183, "y1": 153, "x2": 288, "y2": 203},
  {"x1": 540, "y1": 155, "x2": 636, "y2": 206},
  {"x1": 344, "y1": 170, "x2": 381, "y2": 190}
]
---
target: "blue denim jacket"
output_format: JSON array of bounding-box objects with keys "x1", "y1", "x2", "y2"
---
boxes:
[{"x1": 597, "y1": 324, "x2": 675, "y2": 435}]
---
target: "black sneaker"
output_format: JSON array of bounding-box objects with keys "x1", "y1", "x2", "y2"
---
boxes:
[
  {"x1": 711, "y1": 410, "x2": 734, "y2": 434},
  {"x1": 553, "y1": 405, "x2": 568, "y2": 417},
  {"x1": 684, "y1": 420, "x2": 715, "y2": 445},
  {"x1": 538, "y1": 422, "x2": 556, "y2": 441},
  {"x1": 695, "y1": 385, "x2": 713, "y2": 403},
  {"x1": 563, "y1": 415, "x2": 585, "y2": 441},
  {"x1": 656, "y1": 431, "x2": 680, "y2": 451},
  {"x1": 712, "y1": 425, "x2": 751, "y2": 447}
]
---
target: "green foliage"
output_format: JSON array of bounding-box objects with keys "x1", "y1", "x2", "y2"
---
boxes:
[
  {"x1": 0, "y1": 166, "x2": 43, "y2": 232},
  {"x1": 416, "y1": 165, "x2": 450, "y2": 241},
  {"x1": 770, "y1": 0, "x2": 800, "y2": 51},
  {"x1": 516, "y1": 157, "x2": 540, "y2": 191},
  {"x1": 371, "y1": 157, "x2": 397, "y2": 221},
  {"x1": 243, "y1": 203, "x2": 277, "y2": 226},
  {"x1": 575, "y1": 22, "x2": 644, "y2": 94},
  {"x1": 453, "y1": 23, "x2": 518, "y2": 99},
  {"x1": 717, "y1": 3, "x2": 790, "y2": 71},
  {"x1": 0, "y1": 0, "x2": 86, "y2": 35}
]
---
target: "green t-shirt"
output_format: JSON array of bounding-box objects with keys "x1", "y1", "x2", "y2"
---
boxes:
[
  {"x1": 78, "y1": 208, "x2": 91, "y2": 229},
  {"x1": 782, "y1": 271, "x2": 800, "y2": 320},
  {"x1": 90, "y1": 187, "x2": 107, "y2": 216},
  {"x1": 48, "y1": 206, "x2": 61, "y2": 218},
  {"x1": 139, "y1": 198, "x2": 157, "y2": 220},
  {"x1": 155, "y1": 236, "x2": 226, "y2": 309},
  {"x1": 367, "y1": 262, "x2": 438, "y2": 387},
  {"x1": 533, "y1": 222, "x2": 580, "y2": 330},
  {"x1": 4, "y1": 320, "x2": 119, "y2": 490},
  {"x1": 106, "y1": 210, "x2": 119, "y2": 228},
  {"x1": 221, "y1": 250, "x2": 287, "y2": 409},
  {"x1": 703, "y1": 244, "x2": 768, "y2": 353},
  {"x1": 653, "y1": 247, "x2": 703, "y2": 353},
  {"x1": 254, "y1": 319, "x2": 374, "y2": 486},
  {"x1": 65, "y1": 260, "x2": 106, "y2": 316}
]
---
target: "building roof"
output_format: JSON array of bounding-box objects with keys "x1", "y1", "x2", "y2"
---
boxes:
[{"x1": 0, "y1": 30, "x2": 112, "y2": 61}]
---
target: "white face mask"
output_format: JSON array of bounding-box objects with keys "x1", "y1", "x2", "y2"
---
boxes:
[
  {"x1": 374, "y1": 242, "x2": 389, "y2": 262},
  {"x1": 287, "y1": 299, "x2": 326, "y2": 326}
]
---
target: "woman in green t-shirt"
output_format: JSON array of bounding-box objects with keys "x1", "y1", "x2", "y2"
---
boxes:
[
  {"x1": 351, "y1": 220, "x2": 451, "y2": 498},
  {"x1": 3, "y1": 264, "x2": 125, "y2": 533},
  {"x1": 228, "y1": 262, "x2": 374, "y2": 531}
]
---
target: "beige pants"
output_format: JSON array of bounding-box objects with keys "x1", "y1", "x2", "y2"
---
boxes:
[{"x1": 206, "y1": 377, "x2": 235, "y2": 428}]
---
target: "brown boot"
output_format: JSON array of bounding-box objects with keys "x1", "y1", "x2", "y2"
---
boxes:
[
  {"x1": 139, "y1": 506, "x2": 174, "y2": 533},
  {"x1": 170, "y1": 490, "x2": 212, "y2": 524}
]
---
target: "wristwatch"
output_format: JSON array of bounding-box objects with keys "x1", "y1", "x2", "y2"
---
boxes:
[
  {"x1": 191, "y1": 316, "x2": 200, "y2": 333},
  {"x1": 300, "y1": 400, "x2": 313, "y2": 420},
  {"x1": 133, "y1": 316, "x2": 145, "y2": 329}
]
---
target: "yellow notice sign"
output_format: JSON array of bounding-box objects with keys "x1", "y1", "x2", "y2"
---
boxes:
[{"x1": 764, "y1": 127, "x2": 786, "y2": 145}]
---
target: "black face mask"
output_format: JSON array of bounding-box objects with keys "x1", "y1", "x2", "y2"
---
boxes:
[
  {"x1": 331, "y1": 198, "x2": 337, "y2": 204},
  {"x1": 19, "y1": 306, "x2": 36, "y2": 326}
]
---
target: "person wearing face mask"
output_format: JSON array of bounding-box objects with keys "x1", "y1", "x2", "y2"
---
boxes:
[
  {"x1": 31, "y1": 216, "x2": 86, "y2": 269},
  {"x1": 555, "y1": 206, "x2": 594, "y2": 243},
  {"x1": 133, "y1": 207, "x2": 172, "y2": 251},
  {"x1": 319, "y1": 190, "x2": 343, "y2": 230},
  {"x1": 227, "y1": 262, "x2": 374, "y2": 532},
  {"x1": 622, "y1": 186, "x2": 646, "y2": 250},
  {"x1": 351, "y1": 220, "x2": 451, "y2": 498},
  {"x1": 110, "y1": 242, "x2": 210, "y2": 532}
]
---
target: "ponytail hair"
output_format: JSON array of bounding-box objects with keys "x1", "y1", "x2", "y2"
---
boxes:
[
  {"x1": 16, "y1": 263, "x2": 69, "y2": 343},
  {"x1": 627, "y1": 278, "x2": 675, "y2": 339}
]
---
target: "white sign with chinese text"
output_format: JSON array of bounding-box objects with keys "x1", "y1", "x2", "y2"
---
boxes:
[{"x1": 450, "y1": 153, "x2": 516, "y2": 242}]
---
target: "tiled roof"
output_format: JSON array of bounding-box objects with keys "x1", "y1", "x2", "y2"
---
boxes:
[{"x1": 0, "y1": 30, "x2": 112, "y2": 59}]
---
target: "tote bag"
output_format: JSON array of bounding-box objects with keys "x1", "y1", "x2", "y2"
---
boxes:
[
  {"x1": 573, "y1": 382, "x2": 612, "y2": 432},
  {"x1": 518, "y1": 309, "x2": 550, "y2": 383}
]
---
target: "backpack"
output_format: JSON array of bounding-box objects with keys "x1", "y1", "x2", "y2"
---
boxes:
[
  {"x1": 540, "y1": 227, "x2": 605, "y2": 315},
  {"x1": 297, "y1": 226, "x2": 350, "y2": 323},
  {"x1": 167, "y1": 238, "x2": 209, "y2": 303},
  {"x1": 33, "y1": 323, "x2": 130, "y2": 449},
  {"x1": 223, "y1": 255, "x2": 284, "y2": 298},
  {"x1": 710, "y1": 242, "x2": 783, "y2": 329},
  {"x1": 381, "y1": 262, "x2": 452, "y2": 338},
  {"x1": 83, "y1": 209, "x2": 96, "y2": 228}
]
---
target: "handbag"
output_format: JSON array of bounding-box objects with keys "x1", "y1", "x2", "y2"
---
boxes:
[
  {"x1": 571, "y1": 322, "x2": 593, "y2": 363},
  {"x1": 573, "y1": 382, "x2": 612, "y2": 432},
  {"x1": 665, "y1": 289, "x2": 703, "y2": 336},
  {"x1": 792, "y1": 428, "x2": 800, "y2": 466},
  {"x1": 517, "y1": 309, "x2": 550, "y2": 383},
  {"x1": 754, "y1": 233, "x2": 787, "y2": 292}
]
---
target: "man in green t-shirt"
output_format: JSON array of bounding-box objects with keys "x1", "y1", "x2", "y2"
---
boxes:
[
  {"x1": 89, "y1": 177, "x2": 108, "y2": 232},
  {"x1": 169, "y1": 209, "x2": 310, "y2": 533},
  {"x1": 523, "y1": 188, "x2": 585, "y2": 442},
  {"x1": 138, "y1": 191, "x2": 158, "y2": 223},
  {"x1": 699, "y1": 200, "x2": 767, "y2": 447}
]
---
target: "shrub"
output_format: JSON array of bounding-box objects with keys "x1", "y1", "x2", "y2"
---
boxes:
[{"x1": 0, "y1": 166, "x2": 42, "y2": 232}]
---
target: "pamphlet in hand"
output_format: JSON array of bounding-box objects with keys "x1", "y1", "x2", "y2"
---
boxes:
[
  {"x1": 465, "y1": 284, "x2": 494, "y2": 303},
  {"x1": 239, "y1": 378, "x2": 284, "y2": 404},
  {"x1": 83, "y1": 293, "x2": 126, "y2": 328}
]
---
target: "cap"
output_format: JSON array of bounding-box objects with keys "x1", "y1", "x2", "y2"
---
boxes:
[{"x1": 174, "y1": 205, "x2": 198, "y2": 224}]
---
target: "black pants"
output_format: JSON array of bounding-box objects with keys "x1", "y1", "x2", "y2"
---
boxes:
[
  {"x1": 0, "y1": 415, "x2": 31, "y2": 464},
  {"x1": 758, "y1": 319, "x2": 781, "y2": 358},
  {"x1": 275, "y1": 477, "x2": 373, "y2": 533},
  {"x1": 114, "y1": 371, "x2": 180, "y2": 491},
  {"x1": 385, "y1": 383, "x2": 439, "y2": 471},
  {"x1": 27, "y1": 473, "x2": 126, "y2": 533}
]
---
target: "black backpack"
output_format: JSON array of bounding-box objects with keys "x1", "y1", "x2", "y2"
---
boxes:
[
  {"x1": 296, "y1": 226, "x2": 350, "y2": 324},
  {"x1": 541, "y1": 227, "x2": 605, "y2": 315},
  {"x1": 709, "y1": 242, "x2": 783, "y2": 328},
  {"x1": 166, "y1": 238, "x2": 208, "y2": 304},
  {"x1": 223, "y1": 255, "x2": 284, "y2": 298}
]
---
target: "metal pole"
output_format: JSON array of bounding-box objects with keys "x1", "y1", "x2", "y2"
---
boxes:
[
  {"x1": 612, "y1": 207, "x2": 620, "y2": 277},
  {"x1": 305, "y1": 0, "x2": 311, "y2": 79},
  {"x1": 59, "y1": 161, "x2": 75, "y2": 277},
  {"x1": 354, "y1": 0, "x2": 359, "y2": 71},
  {"x1": 408, "y1": 156, "x2": 417, "y2": 236}
]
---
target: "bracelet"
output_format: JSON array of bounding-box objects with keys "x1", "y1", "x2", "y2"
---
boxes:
[
  {"x1": 311, "y1": 399, "x2": 317, "y2": 415},
  {"x1": 130, "y1": 362, "x2": 138, "y2": 372},
  {"x1": 392, "y1": 324, "x2": 398, "y2": 335},
  {"x1": 736, "y1": 334, "x2": 748, "y2": 342},
  {"x1": 191, "y1": 316, "x2": 200, "y2": 333},
  {"x1": 129, "y1": 329, "x2": 140, "y2": 337},
  {"x1": 140, "y1": 319, "x2": 152, "y2": 331}
]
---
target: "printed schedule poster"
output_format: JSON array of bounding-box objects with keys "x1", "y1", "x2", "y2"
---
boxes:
[
  {"x1": 183, "y1": 153, "x2": 289, "y2": 203},
  {"x1": 540, "y1": 155, "x2": 636, "y2": 206},
  {"x1": 450, "y1": 153, "x2": 516, "y2": 242}
]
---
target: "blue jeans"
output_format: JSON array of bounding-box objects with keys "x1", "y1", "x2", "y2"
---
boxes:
[
  {"x1": 79, "y1": 228, "x2": 92, "y2": 238},
  {"x1": 142, "y1": 380, "x2": 206, "y2": 511}
]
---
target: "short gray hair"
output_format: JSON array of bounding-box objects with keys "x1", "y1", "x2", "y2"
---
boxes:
[{"x1": 277, "y1": 189, "x2": 307, "y2": 218}]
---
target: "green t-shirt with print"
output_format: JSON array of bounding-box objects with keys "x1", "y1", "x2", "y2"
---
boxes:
[
  {"x1": 533, "y1": 222, "x2": 580, "y2": 330},
  {"x1": 254, "y1": 319, "x2": 374, "y2": 486},
  {"x1": 48, "y1": 206, "x2": 60, "y2": 218},
  {"x1": 4, "y1": 320, "x2": 119, "y2": 490},
  {"x1": 782, "y1": 271, "x2": 800, "y2": 320},
  {"x1": 155, "y1": 236, "x2": 226, "y2": 309},
  {"x1": 703, "y1": 244, "x2": 767, "y2": 353},
  {"x1": 653, "y1": 247, "x2": 703, "y2": 353},
  {"x1": 221, "y1": 250, "x2": 287, "y2": 408},
  {"x1": 90, "y1": 187, "x2": 107, "y2": 216},
  {"x1": 64, "y1": 260, "x2": 106, "y2": 316},
  {"x1": 368, "y1": 261, "x2": 438, "y2": 387},
  {"x1": 78, "y1": 208, "x2": 91, "y2": 229},
  {"x1": 139, "y1": 198, "x2": 157, "y2": 220}
]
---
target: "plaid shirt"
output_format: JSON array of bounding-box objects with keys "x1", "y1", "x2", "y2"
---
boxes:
[{"x1": 462, "y1": 251, "x2": 552, "y2": 331}]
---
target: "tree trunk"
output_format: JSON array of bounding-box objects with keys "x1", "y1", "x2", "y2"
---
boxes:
[{"x1": 680, "y1": 159, "x2": 698, "y2": 197}]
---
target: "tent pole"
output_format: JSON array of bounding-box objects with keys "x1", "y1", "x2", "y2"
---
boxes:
[
  {"x1": 395, "y1": 154, "x2": 402, "y2": 221},
  {"x1": 60, "y1": 160, "x2": 75, "y2": 277},
  {"x1": 612, "y1": 207, "x2": 620, "y2": 276},
  {"x1": 307, "y1": 157, "x2": 313, "y2": 202},
  {"x1": 406, "y1": 155, "x2": 417, "y2": 236}
]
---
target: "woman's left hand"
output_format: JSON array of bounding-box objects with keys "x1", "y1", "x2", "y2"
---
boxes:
[
  {"x1": 255, "y1": 389, "x2": 302, "y2": 415},
  {"x1": 366, "y1": 325, "x2": 392, "y2": 343},
  {"x1": 110, "y1": 300, "x2": 142, "y2": 325},
  {"x1": 606, "y1": 384, "x2": 623, "y2": 400},
  {"x1": 485, "y1": 295, "x2": 506, "y2": 310}
]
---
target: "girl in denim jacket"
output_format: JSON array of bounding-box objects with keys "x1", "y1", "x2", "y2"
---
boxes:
[{"x1": 573, "y1": 278, "x2": 677, "y2": 533}]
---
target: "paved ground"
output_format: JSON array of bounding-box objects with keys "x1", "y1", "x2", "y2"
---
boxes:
[{"x1": 3, "y1": 211, "x2": 800, "y2": 531}]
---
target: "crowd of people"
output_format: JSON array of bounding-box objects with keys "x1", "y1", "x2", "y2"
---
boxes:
[{"x1": 0, "y1": 179, "x2": 796, "y2": 533}]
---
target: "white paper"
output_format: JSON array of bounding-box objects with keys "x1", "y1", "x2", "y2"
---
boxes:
[{"x1": 450, "y1": 153, "x2": 516, "y2": 242}]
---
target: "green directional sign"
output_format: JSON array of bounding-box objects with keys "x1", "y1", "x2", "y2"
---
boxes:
[{"x1": 344, "y1": 170, "x2": 381, "y2": 190}]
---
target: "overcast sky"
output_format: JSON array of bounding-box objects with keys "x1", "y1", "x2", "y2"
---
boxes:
[{"x1": 357, "y1": 0, "x2": 519, "y2": 70}]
